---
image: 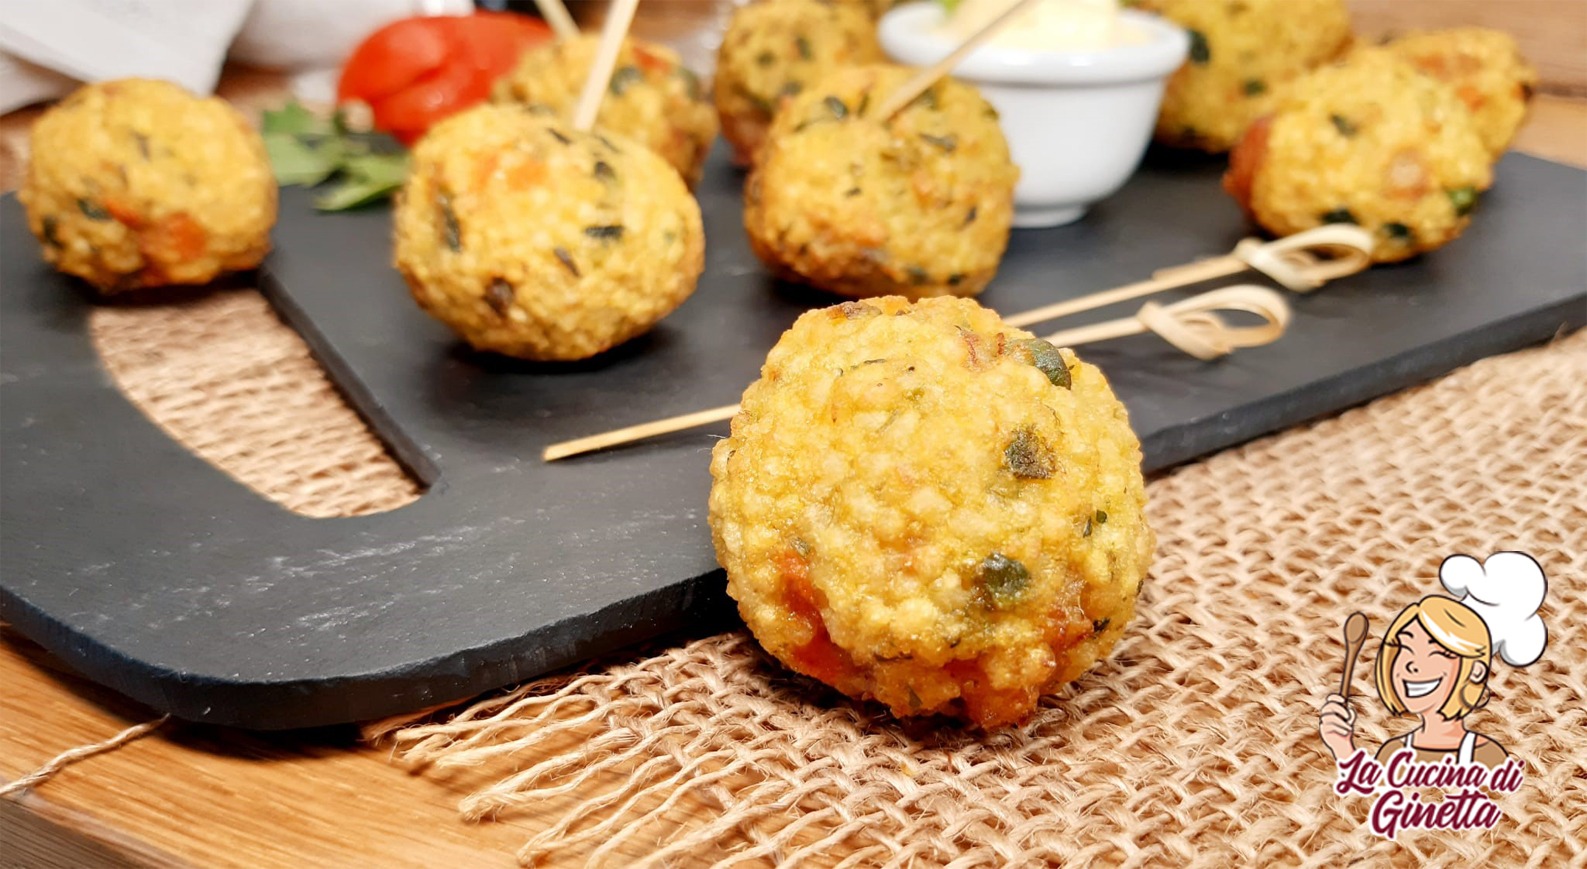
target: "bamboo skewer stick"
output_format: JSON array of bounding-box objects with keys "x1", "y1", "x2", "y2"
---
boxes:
[
  {"x1": 571, "y1": 0, "x2": 641, "y2": 132},
  {"x1": 1003, "y1": 224, "x2": 1373, "y2": 328},
  {"x1": 541, "y1": 285, "x2": 1293, "y2": 461},
  {"x1": 873, "y1": 0, "x2": 1046, "y2": 120},
  {"x1": 533, "y1": 0, "x2": 580, "y2": 42}
]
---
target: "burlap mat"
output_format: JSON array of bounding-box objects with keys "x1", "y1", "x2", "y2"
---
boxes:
[{"x1": 82, "y1": 286, "x2": 1585, "y2": 866}]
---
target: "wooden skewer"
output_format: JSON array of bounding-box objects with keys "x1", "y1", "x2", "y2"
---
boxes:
[
  {"x1": 571, "y1": 0, "x2": 641, "y2": 132},
  {"x1": 873, "y1": 0, "x2": 1046, "y2": 120},
  {"x1": 541, "y1": 285, "x2": 1293, "y2": 461},
  {"x1": 1003, "y1": 224, "x2": 1374, "y2": 329},
  {"x1": 533, "y1": 0, "x2": 580, "y2": 42},
  {"x1": 1043, "y1": 284, "x2": 1290, "y2": 361},
  {"x1": 543, "y1": 403, "x2": 740, "y2": 463}
]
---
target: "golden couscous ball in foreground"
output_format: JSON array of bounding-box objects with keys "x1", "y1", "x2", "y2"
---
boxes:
[
  {"x1": 709, "y1": 296, "x2": 1154, "y2": 729},
  {"x1": 1224, "y1": 49, "x2": 1493, "y2": 263},
  {"x1": 1386, "y1": 28, "x2": 1537, "y2": 158},
  {"x1": 744, "y1": 65, "x2": 1018, "y2": 300},
  {"x1": 715, "y1": 0, "x2": 884, "y2": 165},
  {"x1": 19, "y1": 78, "x2": 276, "y2": 293},
  {"x1": 493, "y1": 36, "x2": 716, "y2": 187},
  {"x1": 1136, "y1": 0, "x2": 1352, "y2": 152},
  {"x1": 394, "y1": 105, "x2": 703, "y2": 361}
]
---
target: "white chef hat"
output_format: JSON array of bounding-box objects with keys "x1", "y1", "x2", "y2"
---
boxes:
[{"x1": 1439, "y1": 552, "x2": 1550, "y2": 668}]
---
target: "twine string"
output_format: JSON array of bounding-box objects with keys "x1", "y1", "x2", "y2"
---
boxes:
[{"x1": 0, "y1": 716, "x2": 170, "y2": 799}]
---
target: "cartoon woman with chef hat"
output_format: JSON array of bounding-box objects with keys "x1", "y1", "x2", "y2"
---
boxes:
[{"x1": 1318, "y1": 552, "x2": 1549, "y2": 769}]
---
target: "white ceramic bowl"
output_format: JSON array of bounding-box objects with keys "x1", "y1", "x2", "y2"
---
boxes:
[{"x1": 879, "y1": 4, "x2": 1188, "y2": 228}]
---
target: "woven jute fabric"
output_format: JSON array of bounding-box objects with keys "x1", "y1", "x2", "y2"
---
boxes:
[{"x1": 86, "y1": 284, "x2": 1585, "y2": 867}]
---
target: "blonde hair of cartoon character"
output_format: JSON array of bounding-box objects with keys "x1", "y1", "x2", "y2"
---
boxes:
[{"x1": 1374, "y1": 595, "x2": 1491, "y2": 719}]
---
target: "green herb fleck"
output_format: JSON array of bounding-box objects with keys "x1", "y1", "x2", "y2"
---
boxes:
[
  {"x1": 1320, "y1": 207, "x2": 1358, "y2": 225},
  {"x1": 554, "y1": 247, "x2": 580, "y2": 277},
  {"x1": 439, "y1": 194, "x2": 461, "y2": 252},
  {"x1": 907, "y1": 686, "x2": 923, "y2": 711},
  {"x1": 594, "y1": 160, "x2": 616, "y2": 182},
  {"x1": 609, "y1": 65, "x2": 643, "y2": 96},
  {"x1": 1330, "y1": 114, "x2": 1358, "y2": 137},
  {"x1": 547, "y1": 127, "x2": 572, "y2": 145},
  {"x1": 856, "y1": 92, "x2": 871, "y2": 117},
  {"x1": 823, "y1": 95, "x2": 848, "y2": 119},
  {"x1": 1383, "y1": 222, "x2": 1414, "y2": 243},
  {"x1": 756, "y1": 50, "x2": 775, "y2": 67},
  {"x1": 1447, "y1": 186, "x2": 1479, "y2": 217},
  {"x1": 964, "y1": 205, "x2": 978, "y2": 226},
  {"x1": 485, "y1": 278, "x2": 515, "y2": 316},
  {"x1": 975, "y1": 553, "x2": 1030, "y2": 609},
  {"x1": 905, "y1": 264, "x2": 929, "y2": 285},
  {"x1": 791, "y1": 537, "x2": 812, "y2": 557},
  {"x1": 585, "y1": 224, "x2": 625, "y2": 241},
  {"x1": 1004, "y1": 428, "x2": 1056, "y2": 479},
  {"x1": 1083, "y1": 517, "x2": 1093, "y2": 537},
  {"x1": 133, "y1": 132, "x2": 151, "y2": 161},
  {"x1": 781, "y1": 81, "x2": 805, "y2": 98},
  {"x1": 1188, "y1": 29, "x2": 1211, "y2": 64},
  {"x1": 919, "y1": 132, "x2": 957, "y2": 152},
  {"x1": 912, "y1": 88, "x2": 939, "y2": 110},
  {"x1": 678, "y1": 67, "x2": 703, "y2": 101},
  {"x1": 1014, "y1": 338, "x2": 1071, "y2": 389},
  {"x1": 1242, "y1": 78, "x2": 1267, "y2": 96},
  {"x1": 77, "y1": 199, "x2": 109, "y2": 221},
  {"x1": 1092, "y1": 618, "x2": 1111, "y2": 635},
  {"x1": 845, "y1": 187, "x2": 862, "y2": 197},
  {"x1": 796, "y1": 35, "x2": 813, "y2": 60},
  {"x1": 948, "y1": 273, "x2": 965, "y2": 286},
  {"x1": 1094, "y1": 509, "x2": 1108, "y2": 525}
]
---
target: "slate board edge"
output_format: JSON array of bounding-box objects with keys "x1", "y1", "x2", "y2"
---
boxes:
[
  {"x1": 1139, "y1": 295, "x2": 1587, "y2": 472},
  {"x1": 0, "y1": 561, "x2": 734, "y2": 730},
  {"x1": 258, "y1": 264, "x2": 443, "y2": 489}
]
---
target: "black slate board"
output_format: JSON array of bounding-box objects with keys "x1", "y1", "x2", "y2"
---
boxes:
[{"x1": 2, "y1": 148, "x2": 1583, "y2": 729}]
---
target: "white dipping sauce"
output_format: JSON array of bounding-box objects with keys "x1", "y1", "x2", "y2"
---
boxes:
[{"x1": 939, "y1": 0, "x2": 1146, "y2": 52}]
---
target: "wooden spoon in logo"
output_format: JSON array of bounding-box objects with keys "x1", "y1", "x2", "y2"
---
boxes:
[{"x1": 1340, "y1": 612, "x2": 1370, "y2": 698}]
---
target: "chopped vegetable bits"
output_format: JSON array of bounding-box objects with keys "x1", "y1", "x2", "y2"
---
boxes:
[
  {"x1": 394, "y1": 105, "x2": 703, "y2": 360},
  {"x1": 709, "y1": 296, "x2": 1154, "y2": 728},
  {"x1": 20, "y1": 78, "x2": 276, "y2": 292}
]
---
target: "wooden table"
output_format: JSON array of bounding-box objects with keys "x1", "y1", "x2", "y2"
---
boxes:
[{"x1": 3, "y1": 8, "x2": 1586, "y2": 865}]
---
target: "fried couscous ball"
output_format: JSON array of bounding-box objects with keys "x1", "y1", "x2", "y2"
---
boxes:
[
  {"x1": 394, "y1": 105, "x2": 703, "y2": 361},
  {"x1": 19, "y1": 78, "x2": 276, "y2": 293},
  {"x1": 1135, "y1": 0, "x2": 1352, "y2": 153},
  {"x1": 1386, "y1": 28, "x2": 1537, "y2": 158},
  {"x1": 743, "y1": 65, "x2": 1017, "y2": 300},
  {"x1": 715, "y1": 0, "x2": 884, "y2": 165},
  {"x1": 1224, "y1": 49, "x2": 1493, "y2": 263},
  {"x1": 493, "y1": 36, "x2": 717, "y2": 187},
  {"x1": 710, "y1": 296, "x2": 1153, "y2": 729}
]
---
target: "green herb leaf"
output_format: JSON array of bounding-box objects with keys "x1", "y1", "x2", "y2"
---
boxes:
[
  {"x1": 1330, "y1": 114, "x2": 1358, "y2": 137},
  {"x1": 312, "y1": 152, "x2": 410, "y2": 212},
  {"x1": 264, "y1": 132, "x2": 340, "y2": 187},
  {"x1": 262, "y1": 101, "x2": 328, "y2": 136},
  {"x1": 1188, "y1": 29, "x2": 1211, "y2": 65},
  {"x1": 1242, "y1": 78, "x2": 1267, "y2": 96},
  {"x1": 1320, "y1": 207, "x2": 1358, "y2": 225}
]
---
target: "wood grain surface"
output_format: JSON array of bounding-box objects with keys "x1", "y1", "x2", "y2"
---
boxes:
[{"x1": 2, "y1": 4, "x2": 1586, "y2": 865}]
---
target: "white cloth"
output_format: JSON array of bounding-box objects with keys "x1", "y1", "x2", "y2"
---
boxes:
[{"x1": 0, "y1": 0, "x2": 253, "y2": 111}]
